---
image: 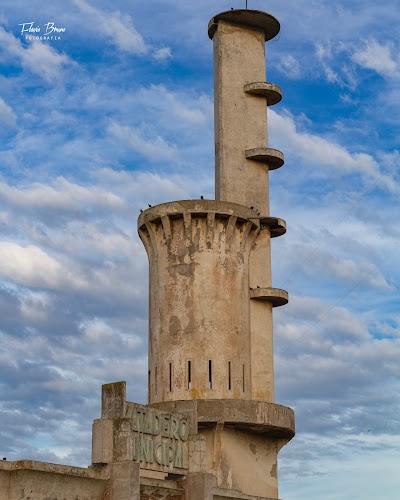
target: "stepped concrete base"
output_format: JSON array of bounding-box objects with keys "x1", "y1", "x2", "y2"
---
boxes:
[{"x1": 0, "y1": 384, "x2": 293, "y2": 500}]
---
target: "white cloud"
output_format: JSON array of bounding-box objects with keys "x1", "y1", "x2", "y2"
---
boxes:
[
  {"x1": 0, "y1": 97, "x2": 16, "y2": 128},
  {"x1": 37, "y1": 221, "x2": 135, "y2": 259},
  {"x1": 152, "y1": 46, "x2": 172, "y2": 61},
  {"x1": 73, "y1": 0, "x2": 171, "y2": 60},
  {"x1": 0, "y1": 26, "x2": 71, "y2": 82},
  {"x1": 80, "y1": 318, "x2": 141, "y2": 351},
  {"x1": 352, "y1": 39, "x2": 399, "y2": 77},
  {"x1": 0, "y1": 238, "x2": 144, "y2": 301},
  {"x1": 279, "y1": 54, "x2": 301, "y2": 79},
  {"x1": 21, "y1": 42, "x2": 71, "y2": 83},
  {"x1": 339, "y1": 93, "x2": 359, "y2": 105},
  {"x1": 288, "y1": 244, "x2": 393, "y2": 291},
  {"x1": 73, "y1": 0, "x2": 147, "y2": 54},
  {"x1": 107, "y1": 121, "x2": 177, "y2": 161},
  {"x1": 322, "y1": 63, "x2": 340, "y2": 84},
  {"x1": 270, "y1": 109, "x2": 376, "y2": 176},
  {"x1": 0, "y1": 177, "x2": 126, "y2": 213},
  {"x1": 281, "y1": 435, "x2": 400, "y2": 499},
  {"x1": 96, "y1": 168, "x2": 196, "y2": 202},
  {"x1": 269, "y1": 109, "x2": 399, "y2": 192},
  {"x1": 0, "y1": 243, "x2": 63, "y2": 289},
  {"x1": 314, "y1": 41, "x2": 357, "y2": 89},
  {"x1": 20, "y1": 291, "x2": 50, "y2": 323},
  {"x1": 137, "y1": 85, "x2": 212, "y2": 125}
]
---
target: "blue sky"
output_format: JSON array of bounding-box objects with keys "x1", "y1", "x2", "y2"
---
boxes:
[{"x1": 0, "y1": 0, "x2": 399, "y2": 498}]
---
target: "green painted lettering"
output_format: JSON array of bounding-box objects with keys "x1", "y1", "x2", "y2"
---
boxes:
[
  {"x1": 154, "y1": 442, "x2": 163, "y2": 465},
  {"x1": 170, "y1": 415, "x2": 180, "y2": 439},
  {"x1": 179, "y1": 419, "x2": 189, "y2": 441},
  {"x1": 174, "y1": 442, "x2": 183, "y2": 468},
  {"x1": 160, "y1": 414, "x2": 170, "y2": 438}
]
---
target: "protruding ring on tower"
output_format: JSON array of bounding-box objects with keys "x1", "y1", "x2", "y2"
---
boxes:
[
  {"x1": 208, "y1": 9, "x2": 280, "y2": 41},
  {"x1": 260, "y1": 217, "x2": 286, "y2": 237},
  {"x1": 244, "y1": 82, "x2": 282, "y2": 106},
  {"x1": 250, "y1": 287, "x2": 288, "y2": 307},
  {"x1": 245, "y1": 148, "x2": 284, "y2": 170}
]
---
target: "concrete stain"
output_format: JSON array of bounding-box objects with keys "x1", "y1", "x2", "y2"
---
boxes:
[{"x1": 249, "y1": 443, "x2": 257, "y2": 455}]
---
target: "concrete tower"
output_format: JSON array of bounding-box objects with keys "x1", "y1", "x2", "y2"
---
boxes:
[
  {"x1": 0, "y1": 9, "x2": 294, "y2": 500},
  {"x1": 136, "y1": 8, "x2": 295, "y2": 499}
]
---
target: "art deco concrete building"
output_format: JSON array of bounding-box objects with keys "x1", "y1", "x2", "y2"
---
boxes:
[{"x1": 0, "y1": 9, "x2": 295, "y2": 500}]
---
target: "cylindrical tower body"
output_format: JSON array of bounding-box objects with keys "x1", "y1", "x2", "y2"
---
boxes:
[
  {"x1": 209, "y1": 10, "x2": 286, "y2": 403},
  {"x1": 139, "y1": 200, "x2": 259, "y2": 403}
]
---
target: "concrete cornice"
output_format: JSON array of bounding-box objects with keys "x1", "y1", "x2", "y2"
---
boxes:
[{"x1": 208, "y1": 10, "x2": 280, "y2": 41}]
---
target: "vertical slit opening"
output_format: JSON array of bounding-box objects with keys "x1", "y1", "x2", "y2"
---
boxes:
[
  {"x1": 148, "y1": 370, "x2": 151, "y2": 403},
  {"x1": 188, "y1": 360, "x2": 192, "y2": 390},
  {"x1": 155, "y1": 365, "x2": 158, "y2": 395},
  {"x1": 228, "y1": 361, "x2": 232, "y2": 390},
  {"x1": 242, "y1": 364, "x2": 245, "y2": 392},
  {"x1": 208, "y1": 360, "x2": 212, "y2": 389},
  {"x1": 169, "y1": 362, "x2": 172, "y2": 392}
]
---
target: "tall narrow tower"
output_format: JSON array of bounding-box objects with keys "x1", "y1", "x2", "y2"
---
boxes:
[{"x1": 137, "y1": 8, "x2": 294, "y2": 499}]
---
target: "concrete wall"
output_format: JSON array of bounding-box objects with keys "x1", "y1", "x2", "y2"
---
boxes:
[
  {"x1": 201, "y1": 426, "x2": 278, "y2": 499},
  {"x1": 0, "y1": 461, "x2": 108, "y2": 500}
]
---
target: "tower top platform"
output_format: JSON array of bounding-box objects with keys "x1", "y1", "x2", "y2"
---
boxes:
[{"x1": 208, "y1": 9, "x2": 280, "y2": 41}]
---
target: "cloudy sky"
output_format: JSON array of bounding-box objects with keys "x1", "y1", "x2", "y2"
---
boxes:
[{"x1": 0, "y1": 0, "x2": 399, "y2": 498}]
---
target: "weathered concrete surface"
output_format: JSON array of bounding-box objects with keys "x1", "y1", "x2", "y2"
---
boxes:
[
  {"x1": 138, "y1": 199, "x2": 260, "y2": 228},
  {"x1": 92, "y1": 418, "x2": 113, "y2": 464},
  {"x1": 201, "y1": 426, "x2": 279, "y2": 498},
  {"x1": 153, "y1": 399, "x2": 295, "y2": 440},
  {"x1": 141, "y1": 476, "x2": 185, "y2": 499},
  {"x1": 214, "y1": 488, "x2": 278, "y2": 500},
  {"x1": 248, "y1": 228, "x2": 274, "y2": 401},
  {"x1": 139, "y1": 200, "x2": 260, "y2": 403},
  {"x1": 0, "y1": 460, "x2": 108, "y2": 500},
  {"x1": 110, "y1": 461, "x2": 139, "y2": 500},
  {"x1": 185, "y1": 473, "x2": 215, "y2": 500},
  {"x1": 101, "y1": 380, "x2": 127, "y2": 418},
  {"x1": 212, "y1": 18, "x2": 270, "y2": 214}
]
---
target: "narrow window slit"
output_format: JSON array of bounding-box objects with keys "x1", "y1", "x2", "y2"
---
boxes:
[
  {"x1": 155, "y1": 365, "x2": 158, "y2": 395},
  {"x1": 208, "y1": 360, "x2": 212, "y2": 389},
  {"x1": 242, "y1": 364, "x2": 245, "y2": 392},
  {"x1": 228, "y1": 361, "x2": 232, "y2": 390},
  {"x1": 169, "y1": 362, "x2": 172, "y2": 392},
  {"x1": 148, "y1": 370, "x2": 151, "y2": 403},
  {"x1": 188, "y1": 360, "x2": 192, "y2": 390}
]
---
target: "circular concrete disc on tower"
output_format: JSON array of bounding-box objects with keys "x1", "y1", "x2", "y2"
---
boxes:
[{"x1": 208, "y1": 9, "x2": 280, "y2": 41}]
